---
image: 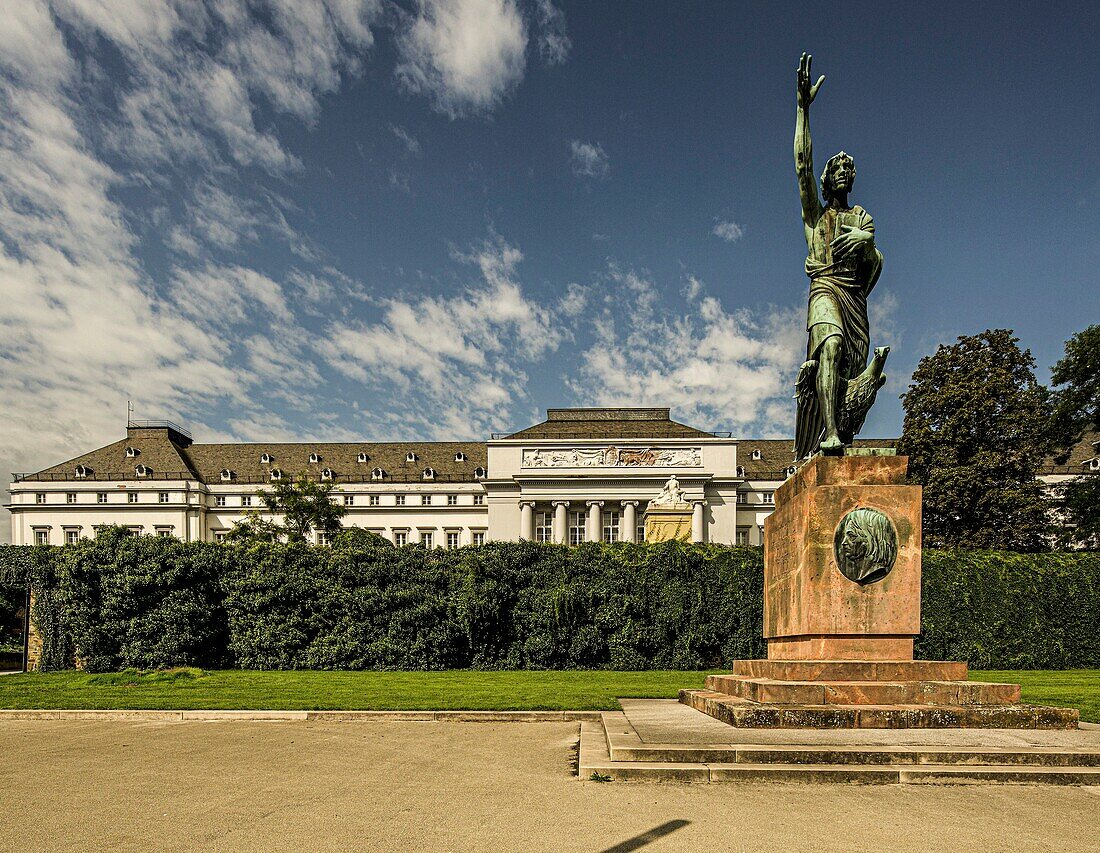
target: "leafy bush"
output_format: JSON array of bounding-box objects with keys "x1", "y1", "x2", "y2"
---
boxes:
[{"x1": 1, "y1": 531, "x2": 1097, "y2": 672}]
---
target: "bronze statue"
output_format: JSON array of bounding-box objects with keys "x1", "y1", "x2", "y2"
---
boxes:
[{"x1": 793, "y1": 53, "x2": 889, "y2": 458}]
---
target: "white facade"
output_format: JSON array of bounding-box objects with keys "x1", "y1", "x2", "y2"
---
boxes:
[{"x1": 7, "y1": 409, "x2": 810, "y2": 547}]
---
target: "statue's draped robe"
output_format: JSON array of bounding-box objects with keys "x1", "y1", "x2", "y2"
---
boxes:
[{"x1": 795, "y1": 204, "x2": 884, "y2": 459}]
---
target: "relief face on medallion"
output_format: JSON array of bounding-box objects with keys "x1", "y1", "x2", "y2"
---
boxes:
[{"x1": 833, "y1": 508, "x2": 898, "y2": 585}]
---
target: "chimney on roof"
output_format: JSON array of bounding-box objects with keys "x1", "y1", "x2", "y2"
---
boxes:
[
  {"x1": 545, "y1": 407, "x2": 671, "y2": 422},
  {"x1": 126, "y1": 418, "x2": 193, "y2": 448}
]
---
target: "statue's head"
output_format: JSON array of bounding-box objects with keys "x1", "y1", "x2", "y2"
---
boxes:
[
  {"x1": 835, "y1": 507, "x2": 897, "y2": 584},
  {"x1": 821, "y1": 151, "x2": 856, "y2": 201}
]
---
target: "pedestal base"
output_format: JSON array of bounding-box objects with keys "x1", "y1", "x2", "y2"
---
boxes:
[{"x1": 679, "y1": 659, "x2": 1080, "y2": 730}]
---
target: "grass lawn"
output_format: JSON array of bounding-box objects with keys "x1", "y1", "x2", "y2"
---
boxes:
[{"x1": 0, "y1": 669, "x2": 1096, "y2": 720}]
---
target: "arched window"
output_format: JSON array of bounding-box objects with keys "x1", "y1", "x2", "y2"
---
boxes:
[
  {"x1": 270, "y1": 468, "x2": 283, "y2": 481},
  {"x1": 357, "y1": 452, "x2": 369, "y2": 463},
  {"x1": 75, "y1": 464, "x2": 90, "y2": 478},
  {"x1": 371, "y1": 467, "x2": 386, "y2": 480},
  {"x1": 221, "y1": 469, "x2": 236, "y2": 482},
  {"x1": 422, "y1": 467, "x2": 436, "y2": 480},
  {"x1": 321, "y1": 468, "x2": 334, "y2": 481},
  {"x1": 405, "y1": 451, "x2": 417, "y2": 463},
  {"x1": 309, "y1": 452, "x2": 321, "y2": 464},
  {"x1": 125, "y1": 446, "x2": 139, "y2": 458},
  {"x1": 454, "y1": 451, "x2": 467, "y2": 462},
  {"x1": 751, "y1": 449, "x2": 762, "y2": 460},
  {"x1": 260, "y1": 453, "x2": 274, "y2": 464},
  {"x1": 473, "y1": 466, "x2": 486, "y2": 479},
  {"x1": 736, "y1": 466, "x2": 745, "y2": 477},
  {"x1": 134, "y1": 464, "x2": 151, "y2": 477}
]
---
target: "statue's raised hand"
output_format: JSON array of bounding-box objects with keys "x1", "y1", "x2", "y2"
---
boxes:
[{"x1": 797, "y1": 52, "x2": 825, "y2": 109}]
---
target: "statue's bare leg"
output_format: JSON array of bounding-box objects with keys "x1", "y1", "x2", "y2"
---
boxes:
[{"x1": 817, "y1": 335, "x2": 844, "y2": 452}]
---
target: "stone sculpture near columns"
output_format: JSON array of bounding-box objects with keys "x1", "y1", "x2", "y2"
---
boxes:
[
  {"x1": 643, "y1": 476, "x2": 693, "y2": 542},
  {"x1": 792, "y1": 52, "x2": 890, "y2": 459}
]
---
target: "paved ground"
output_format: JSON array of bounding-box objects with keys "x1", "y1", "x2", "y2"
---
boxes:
[{"x1": 2, "y1": 720, "x2": 1100, "y2": 852}]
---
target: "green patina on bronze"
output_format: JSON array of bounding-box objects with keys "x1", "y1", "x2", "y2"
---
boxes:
[
  {"x1": 833, "y1": 507, "x2": 898, "y2": 585},
  {"x1": 793, "y1": 53, "x2": 890, "y2": 459}
]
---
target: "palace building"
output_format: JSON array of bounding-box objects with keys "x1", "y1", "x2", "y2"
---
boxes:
[{"x1": 10, "y1": 407, "x2": 897, "y2": 548}]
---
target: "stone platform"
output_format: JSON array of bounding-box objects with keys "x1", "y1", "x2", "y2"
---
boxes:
[
  {"x1": 579, "y1": 699, "x2": 1100, "y2": 784},
  {"x1": 678, "y1": 660, "x2": 1079, "y2": 729}
]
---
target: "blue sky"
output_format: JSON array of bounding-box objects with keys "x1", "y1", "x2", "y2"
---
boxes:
[{"x1": 1, "y1": 1, "x2": 1097, "y2": 526}]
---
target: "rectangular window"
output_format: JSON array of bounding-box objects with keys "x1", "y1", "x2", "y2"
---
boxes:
[
  {"x1": 128, "y1": 492, "x2": 139, "y2": 503},
  {"x1": 128, "y1": 526, "x2": 143, "y2": 535},
  {"x1": 568, "y1": 511, "x2": 586, "y2": 545},
  {"x1": 761, "y1": 492, "x2": 774, "y2": 505},
  {"x1": 213, "y1": 530, "x2": 228, "y2": 542},
  {"x1": 318, "y1": 530, "x2": 333, "y2": 546},
  {"x1": 602, "y1": 510, "x2": 621, "y2": 543},
  {"x1": 472, "y1": 531, "x2": 485, "y2": 546},
  {"x1": 65, "y1": 529, "x2": 80, "y2": 545},
  {"x1": 736, "y1": 491, "x2": 747, "y2": 505},
  {"x1": 446, "y1": 531, "x2": 460, "y2": 549},
  {"x1": 421, "y1": 494, "x2": 431, "y2": 506},
  {"x1": 447, "y1": 494, "x2": 458, "y2": 506},
  {"x1": 34, "y1": 529, "x2": 49, "y2": 545},
  {"x1": 395, "y1": 495, "x2": 406, "y2": 506},
  {"x1": 97, "y1": 492, "x2": 108, "y2": 504},
  {"x1": 393, "y1": 530, "x2": 408, "y2": 546},
  {"x1": 343, "y1": 494, "x2": 354, "y2": 506},
  {"x1": 36, "y1": 493, "x2": 46, "y2": 504},
  {"x1": 369, "y1": 495, "x2": 380, "y2": 506},
  {"x1": 159, "y1": 492, "x2": 169, "y2": 503},
  {"x1": 157, "y1": 529, "x2": 174, "y2": 538},
  {"x1": 535, "y1": 511, "x2": 553, "y2": 543},
  {"x1": 66, "y1": 492, "x2": 77, "y2": 504},
  {"x1": 242, "y1": 495, "x2": 252, "y2": 507},
  {"x1": 473, "y1": 494, "x2": 485, "y2": 506},
  {"x1": 420, "y1": 531, "x2": 433, "y2": 549},
  {"x1": 637, "y1": 518, "x2": 646, "y2": 543},
  {"x1": 215, "y1": 495, "x2": 226, "y2": 507},
  {"x1": 736, "y1": 528, "x2": 749, "y2": 546}
]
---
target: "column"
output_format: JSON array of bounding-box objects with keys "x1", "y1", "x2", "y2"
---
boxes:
[
  {"x1": 519, "y1": 500, "x2": 535, "y2": 541},
  {"x1": 621, "y1": 501, "x2": 638, "y2": 543},
  {"x1": 552, "y1": 501, "x2": 569, "y2": 545},
  {"x1": 692, "y1": 500, "x2": 706, "y2": 543},
  {"x1": 586, "y1": 500, "x2": 603, "y2": 543}
]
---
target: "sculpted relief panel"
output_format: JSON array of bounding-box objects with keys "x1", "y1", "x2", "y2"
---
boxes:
[{"x1": 521, "y1": 446, "x2": 702, "y2": 468}]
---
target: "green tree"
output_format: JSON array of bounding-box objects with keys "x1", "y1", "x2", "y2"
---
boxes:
[
  {"x1": 227, "y1": 474, "x2": 347, "y2": 544},
  {"x1": 898, "y1": 329, "x2": 1052, "y2": 551},
  {"x1": 1048, "y1": 324, "x2": 1100, "y2": 549}
]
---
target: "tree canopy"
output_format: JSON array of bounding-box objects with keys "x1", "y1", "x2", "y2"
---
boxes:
[
  {"x1": 1049, "y1": 324, "x2": 1100, "y2": 455},
  {"x1": 227, "y1": 474, "x2": 347, "y2": 544},
  {"x1": 898, "y1": 329, "x2": 1052, "y2": 551}
]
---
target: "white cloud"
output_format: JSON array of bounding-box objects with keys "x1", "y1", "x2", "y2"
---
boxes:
[
  {"x1": 534, "y1": 0, "x2": 571, "y2": 66},
  {"x1": 569, "y1": 267, "x2": 806, "y2": 434},
  {"x1": 390, "y1": 124, "x2": 422, "y2": 155},
  {"x1": 570, "y1": 140, "x2": 609, "y2": 179},
  {"x1": 395, "y1": 0, "x2": 528, "y2": 118},
  {"x1": 317, "y1": 238, "x2": 562, "y2": 438},
  {"x1": 712, "y1": 219, "x2": 744, "y2": 242}
]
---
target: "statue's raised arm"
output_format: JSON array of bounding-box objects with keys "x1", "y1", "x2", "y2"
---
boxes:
[{"x1": 794, "y1": 53, "x2": 825, "y2": 237}]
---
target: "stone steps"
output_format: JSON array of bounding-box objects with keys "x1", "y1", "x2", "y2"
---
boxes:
[
  {"x1": 705, "y1": 674, "x2": 1021, "y2": 706},
  {"x1": 578, "y1": 706, "x2": 1100, "y2": 784},
  {"x1": 681, "y1": 689, "x2": 1080, "y2": 729}
]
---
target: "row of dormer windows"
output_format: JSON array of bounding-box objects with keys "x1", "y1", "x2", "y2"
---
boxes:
[
  {"x1": 254, "y1": 451, "x2": 472, "y2": 465},
  {"x1": 209, "y1": 493, "x2": 487, "y2": 508}
]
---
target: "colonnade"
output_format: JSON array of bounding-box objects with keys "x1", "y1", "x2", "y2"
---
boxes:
[{"x1": 518, "y1": 498, "x2": 706, "y2": 543}]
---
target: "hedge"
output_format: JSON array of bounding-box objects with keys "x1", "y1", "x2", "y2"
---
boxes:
[{"x1": 0, "y1": 529, "x2": 1097, "y2": 672}]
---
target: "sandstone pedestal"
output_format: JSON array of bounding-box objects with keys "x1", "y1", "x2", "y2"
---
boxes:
[
  {"x1": 680, "y1": 453, "x2": 1079, "y2": 730},
  {"x1": 643, "y1": 504, "x2": 692, "y2": 543}
]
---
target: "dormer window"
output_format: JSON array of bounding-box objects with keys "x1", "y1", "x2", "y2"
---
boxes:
[
  {"x1": 75, "y1": 464, "x2": 90, "y2": 478},
  {"x1": 371, "y1": 467, "x2": 386, "y2": 480},
  {"x1": 405, "y1": 451, "x2": 417, "y2": 463},
  {"x1": 473, "y1": 466, "x2": 486, "y2": 480},
  {"x1": 422, "y1": 467, "x2": 436, "y2": 480},
  {"x1": 321, "y1": 468, "x2": 334, "y2": 481},
  {"x1": 221, "y1": 469, "x2": 235, "y2": 482},
  {"x1": 751, "y1": 449, "x2": 762, "y2": 460},
  {"x1": 309, "y1": 452, "x2": 321, "y2": 464},
  {"x1": 736, "y1": 466, "x2": 745, "y2": 477},
  {"x1": 125, "y1": 446, "x2": 139, "y2": 458},
  {"x1": 134, "y1": 464, "x2": 151, "y2": 477},
  {"x1": 787, "y1": 466, "x2": 797, "y2": 476},
  {"x1": 269, "y1": 468, "x2": 283, "y2": 481},
  {"x1": 454, "y1": 452, "x2": 467, "y2": 462},
  {"x1": 357, "y1": 452, "x2": 369, "y2": 463},
  {"x1": 1089, "y1": 459, "x2": 1100, "y2": 472},
  {"x1": 260, "y1": 453, "x2": 273, "y2": 464}
]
